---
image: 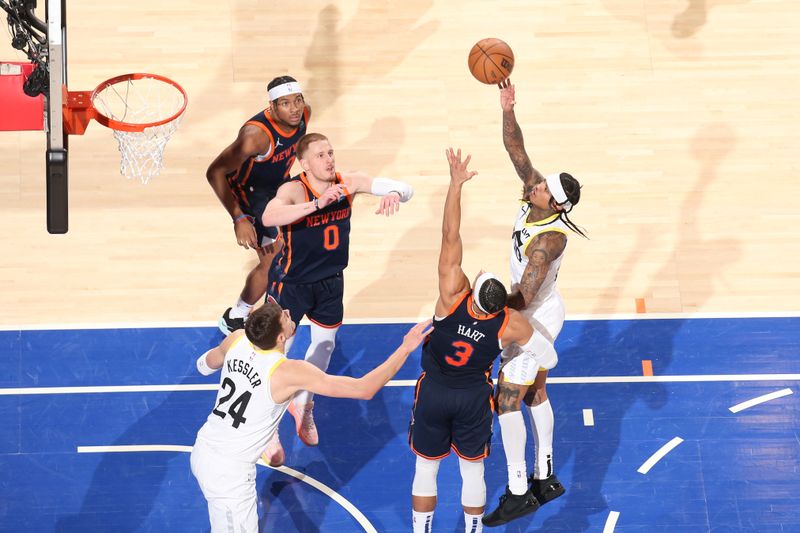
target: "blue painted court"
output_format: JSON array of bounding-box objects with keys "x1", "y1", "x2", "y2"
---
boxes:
[{"x1": 1, "y1": 316, "x2": 798, "y2": 532}]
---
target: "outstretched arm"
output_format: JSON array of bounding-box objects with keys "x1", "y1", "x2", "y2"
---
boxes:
[
  {"x1": 506, "y1": 231, "x2": 567, "y2": 310},
  {"x1": 261, "y1": 180, "x2": 344, "y2": 227},
  {"x1": 499, "y1": 79, "x2": 543, "y2": 189},
  {"x1": 341, "y1": 171, "x2": 414, "y2": 216},
  {"x1": 271, "y1": 319, "x2": 433, "y2": 403},
  {"x1": 435, "y1": 148, "x2": 475, "y2": 315}
]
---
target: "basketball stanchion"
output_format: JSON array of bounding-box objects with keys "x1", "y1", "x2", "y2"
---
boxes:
[{"x1": 63, "y1": 73, "x2": 187, "y2": 184}]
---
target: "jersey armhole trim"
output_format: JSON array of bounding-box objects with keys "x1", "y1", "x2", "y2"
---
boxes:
[
  {"x1": 268, "y1": 357, "x2": 287, "y2": 378},
  {"x1": 497, "y1": 310, "x2": 511, "y2": 349}
]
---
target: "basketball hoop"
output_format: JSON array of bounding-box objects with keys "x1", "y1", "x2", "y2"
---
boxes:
[{"x1": 63, "y1": 73, "x2": 187, "y2": 184}]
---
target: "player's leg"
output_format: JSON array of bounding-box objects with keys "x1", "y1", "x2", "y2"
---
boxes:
[
  {"x1": 260, "y1": 280, "x2": 311, "y2": 464},
  {"x1": 191, "y1": 446, "x2": 259, "y2": 533},
  {"x1": 219, "y1": 228, "x2": 283, "y2": 335},
  {"x1": 288, "y1": 321, "x2": 337, "y2": 446},
  {"x1": 459, "y1": 458, "x2": 486, "y2": 533},
  {"x1": 412, "y1": 456, "x2": 440, "y2": 533},
  {"x1": 449, "y1": 383, "x2": 495, "y2": 531},
  {"x1": 523, "y1": 291, "x2": 566, "y2": 504},
  {"x1": 290, "y1": 273, "x2": 344, "y2": 446},
  {"x1": 484, "y1": 360, "x2": 540, "y2": 527},
  {"x1": 409, "y1": 375, "x2": 451, "y2": 532}
]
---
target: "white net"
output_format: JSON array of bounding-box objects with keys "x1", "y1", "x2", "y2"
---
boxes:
[{"x1": 92, "y1": 75, "x2": 186, "y2": 184}]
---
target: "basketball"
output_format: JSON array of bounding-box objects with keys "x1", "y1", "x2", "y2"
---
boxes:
[{"x1": 468, "y1": 38, "x2": 514, "y2": 85}]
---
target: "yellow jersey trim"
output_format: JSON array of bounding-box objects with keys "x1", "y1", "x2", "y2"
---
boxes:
[{"x1": 267, "y1": 357, "x2": 287, "y2": 378}]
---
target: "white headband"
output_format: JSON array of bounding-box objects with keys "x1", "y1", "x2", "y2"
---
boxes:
[
  {"x1": 267, "y1": 81, "x2": 303, "y2": 101},
  {"x1": 473, "y1": 272, "x2": 502, "y2": 314},
  {"x1": 545, "y1": 173, "x2": 572, "y2": 211}
]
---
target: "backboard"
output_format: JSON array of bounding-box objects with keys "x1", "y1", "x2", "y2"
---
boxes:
[
  {"x1": 45, "y1": 0, "x2": 67, "y2": 234},
  {"x1": 0, "y1": 0, "x2": 67, "y2": 233}
]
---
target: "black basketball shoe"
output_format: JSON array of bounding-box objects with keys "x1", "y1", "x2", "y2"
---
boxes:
[
  {"x1": 529, "y1": 474, "x2": 566, "y2": 505},
  {"x1": 482, "y1": 486, "x2": 540, "y2": 527},
  {"x1": 218, "y1": 308, "x2": 245, "y2": 336}
]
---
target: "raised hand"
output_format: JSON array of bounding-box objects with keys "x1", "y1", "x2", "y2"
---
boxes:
[
  {"x1": 499, "y1": 78, "x2": 516, "y2": 112},
  {"x1": 445, "y1": 147, "x2": 478, "y2": 186}
]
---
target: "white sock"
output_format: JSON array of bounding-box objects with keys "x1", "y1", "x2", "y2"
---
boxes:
[
  {"x1": 464, "y1": 512, "x2": 483, "y2": 533},
  {"x1": 229, "y1": 297, "x2": 253, "y2": 319},
  {"x1": 498, "y1": 411, "x2": 528, "y2": 495},
  {"x1": 528, "y1": 399, "x2": 554, "y2": 479},
  {"x1": 412, "y1": 510, "x2": 434, "y2": 533},
  {"x1": 294, "y1": 323, "x2": 338, "y2": 407}
]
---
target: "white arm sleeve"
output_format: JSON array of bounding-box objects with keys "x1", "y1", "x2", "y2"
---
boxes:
[
  {"x1": 519, "y1": 329, "x2": 558, "y2": 370},
  {"x1": 370, "y1": 177, "x2": 414, "y2": 202},
  {"x1": 196, "y1": 349, "x2": 219, "y2": 376}
]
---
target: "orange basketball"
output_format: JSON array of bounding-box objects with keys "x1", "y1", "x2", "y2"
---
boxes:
[{"x1": 468, "y1": 38, "x2": 514, "y2": 85}]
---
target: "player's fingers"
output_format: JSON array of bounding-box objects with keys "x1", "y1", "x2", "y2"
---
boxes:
[{"x1": 464, "y1": 154, "x2": 471, "y2": 166}]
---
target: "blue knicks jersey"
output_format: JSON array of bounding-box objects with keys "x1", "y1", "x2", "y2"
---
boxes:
[
  {"x1": 226, "y1": 107, "x2": 310, "y2": 216},
  {"x1": 273, "y1": 172, "x2": 352, "y2": 284},
  {"x1": 422, "y1": 292, "x2": 509, "y2": 388}
]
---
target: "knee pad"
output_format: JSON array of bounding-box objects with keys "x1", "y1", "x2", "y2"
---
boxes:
[
  {"x1": 411, "y1": 456, "x2": 440, "y2": 497},
  {"x1": 458, "y1": 458, "x2": 486, "y2": 508}
]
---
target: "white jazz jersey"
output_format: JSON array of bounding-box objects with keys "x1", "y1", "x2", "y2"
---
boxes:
[
  {"x1": 510, "y1": 201, "x2": 569, "y2": 309},
  {"x1": 195, "y1": 335, "x2": 290, "y2": 463}
]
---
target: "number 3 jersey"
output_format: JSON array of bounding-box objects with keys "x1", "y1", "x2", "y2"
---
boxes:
[
  {"x1": 272, "y1": 172, "x2": 353, "y2": 285},
  {"x1": 422, "y1": 291, "x2": 509, "y2": 388},
  {"x1": 195, "y1": 335, "x2": 290, "y2": 463}
]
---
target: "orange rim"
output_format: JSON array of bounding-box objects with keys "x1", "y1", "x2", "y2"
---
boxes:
[{"x1": 90, "y1": 73, "x2": 188, "y2": 133}]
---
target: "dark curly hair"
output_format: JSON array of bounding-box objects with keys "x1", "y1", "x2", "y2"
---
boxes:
[{"x1": 546, "y1": 172, "x2": 587, "y2": 238}]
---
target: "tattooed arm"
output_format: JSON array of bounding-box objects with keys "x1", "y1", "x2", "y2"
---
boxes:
[
  {"x1": 499, "y1": 79, "x2": 544, "y2": 190},
  {"x1": 506, "y1": 231, "x2": 567, "y2": 310}
]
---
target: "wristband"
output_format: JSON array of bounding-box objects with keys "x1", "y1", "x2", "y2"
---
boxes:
[
  {"x1": 234, "y1": 214, "x2": 255, "y2": 225},
  {"x1": 196, "y1": 350, "x2": 219, "y2": 376},
  {"x1": 313, "y1": 197, "x2": 319, "y2": 211}
]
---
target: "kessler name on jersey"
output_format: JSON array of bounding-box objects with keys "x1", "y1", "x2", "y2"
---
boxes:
[{"x1": 227, "y1": 358, "x2": 262, "y2": 388}]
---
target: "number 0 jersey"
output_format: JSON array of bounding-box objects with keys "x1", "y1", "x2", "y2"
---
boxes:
[
  {"x1": 195, "y1": 335, "x2": 290, "y2": 463},
  {"x1": 272, "y1": 172, "x2": 353, "y2": 284},
  {"x1": 422, "y1": 291, "x2": 510, "y2": 388}
]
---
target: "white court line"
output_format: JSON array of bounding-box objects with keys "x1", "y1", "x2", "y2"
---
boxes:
[
  {"x1": 3, "y1": 374, "x2": 800, "y2": 396},
  {"x1": 0, "y1": 384, "x2": 218, "y2": 396},
  {"x1": 637, "y1": 437, "x2": 684, "y2": 474},
  {"x1": 603, "y1": 510, "x2": 620, "y2": 533},
  {"x1": 78, "y1": 444, "x2": 193, "y2": 453},
  {"x1": 3, "y1": 310, "x2": 800, "y2": 330},
  {"x1": 77, "y1": 444, "x2": 377, "y2": 533},
  {"x1": 729, "y1": 388, "x2": 793, "y2": 413},
  {"x1": 583, "y1": 409, "x2": 595, "y2": 426}
]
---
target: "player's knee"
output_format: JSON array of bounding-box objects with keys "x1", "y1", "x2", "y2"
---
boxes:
[
  {"x1": 524, "y1": 384, "x2": 548, "y2": 406},
  {"x1": 495, "y1": 382, "x2": 525, "y2": 415},
  {"x1": 412, "y1": 456, "x2": 441, "y2": 497},
  {"x1": 458, "y1": 458, "x2": 486, "y2": 508}
]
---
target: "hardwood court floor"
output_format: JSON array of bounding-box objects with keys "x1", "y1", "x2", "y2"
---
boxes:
[{"x1": 1, "y1": 1, "x2": 799, "y2": 325}]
